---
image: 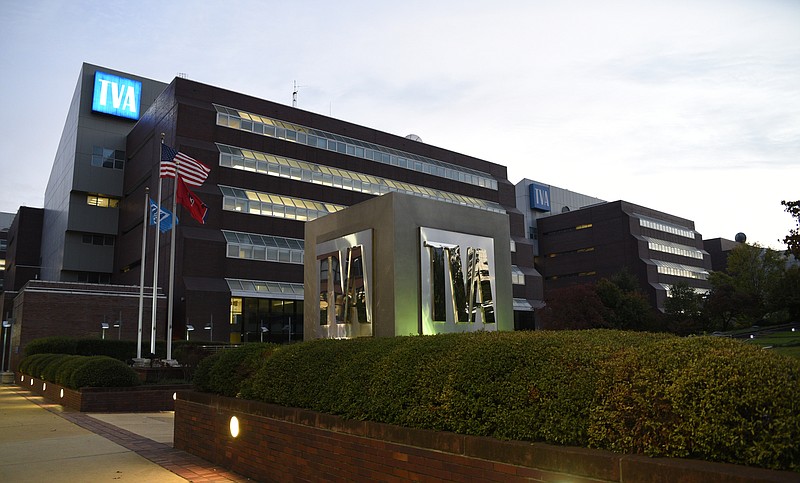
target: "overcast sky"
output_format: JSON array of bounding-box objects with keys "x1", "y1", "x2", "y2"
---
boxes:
[{"x1": 1, "y1": 0, "x2": 798, "y2": 248}]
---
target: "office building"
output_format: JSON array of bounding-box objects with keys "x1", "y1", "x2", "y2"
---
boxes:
[{"x1": 536, "y1": 200, "x2": 712, "y2": 311}]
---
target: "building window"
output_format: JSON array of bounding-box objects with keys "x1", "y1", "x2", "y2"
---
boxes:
[
  {"x1": 91, "y1": 146, "x2": 125, "y2": 170},
  {"x1": 637, "y1": 214, "x2": 695, "y2": 239},
  {"x1": 0, "y1": 258, "x2": 5, "y2": 270},
  {"x1": 643, "y1": 236, "x2": 704, "y2": 260},
  {"x1": 511, "y1": 265, "x2": 525, "y2": 285},
  {"x1": 82, "y1": 234, "x2": 115, "y2": 246},
  {"x1": 76, "y1": 272, "x2": 111, "y2": 284},
  {"x1": 216, "y1": 144, "x2": 505, "y2": 214},
  {"x1": 653, "y1": 260, "x2": 709, "y2": 281},
  {"x1": 87, "y1": 195, "x2": 119, "y2": 208},
  {"x1": 219, "y1": 185, "x2": 343, "y2": 221},
  {"x1": 214, "y1": 104, "x2": 498, "y2": 191},
  {"x1": 0, "y1": 239, "x2": 6, "y2": 251},
  {"x1": 223, "y1": 230, "x2": 304, "y2": 264}
]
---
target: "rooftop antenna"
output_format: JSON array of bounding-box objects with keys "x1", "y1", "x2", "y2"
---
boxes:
[
  {"x1": 177, "y1": 72, "x2": 188, "y2": 79},
  {"x1": 292, "y1": 80, "x2": 306, "y2": 108}
]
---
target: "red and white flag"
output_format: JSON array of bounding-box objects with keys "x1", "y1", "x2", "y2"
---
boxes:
[
  {"x1": 177, "y1": 176, "x2": 208, "y2": 225},
  {"x1": 160, "y1": 144, "x2": 210, "y2": 187}
]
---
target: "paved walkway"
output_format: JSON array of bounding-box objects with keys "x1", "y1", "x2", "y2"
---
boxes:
[{"x1": 0, "y1": 385, "x2": 249, "y2": 482}]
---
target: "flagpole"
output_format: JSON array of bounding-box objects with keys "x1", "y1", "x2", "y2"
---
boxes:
[
  {"x1": 151, "y1": 134, "x2": 165, "y2": 357},
  {"x1": 136, "y1": 186, "x2": 149, "y2": 359},
  {"x1": 166, "y1": 157, "x2": 179, "y2": 361}
]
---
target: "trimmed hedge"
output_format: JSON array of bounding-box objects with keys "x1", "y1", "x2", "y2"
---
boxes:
[
  {"x1": 23, "y1": 336, "x2": 220, "y2": 367},
  {"x1": 18, "y1": 353, "x2": 141, "y2": 389},
  {"x1": 222, "y1": 331, "x2": 800, "y2": 472},
  {"x1": 194, "y1": 343, "x2": 277, "y2": 397}
]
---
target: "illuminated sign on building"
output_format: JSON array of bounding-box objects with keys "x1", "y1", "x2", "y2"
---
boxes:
[
  {"x1": 91, "y1": 71, "x2": 142, "y2": 120},
  {"x1": 420, "y1": 227, "x2": 496, "y2": 334},
  {"x1": 530, "y1": 183, "x2": 551, "y2": 212}
]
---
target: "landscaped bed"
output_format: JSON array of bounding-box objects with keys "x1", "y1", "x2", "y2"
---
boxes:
[{"x1": 194, "y1": 330, "x2": 800, "y2": 473}]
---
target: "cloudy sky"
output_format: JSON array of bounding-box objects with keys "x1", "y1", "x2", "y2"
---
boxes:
[{"x1": 1, "y1": 0, "x2": 798, "y2": 248}]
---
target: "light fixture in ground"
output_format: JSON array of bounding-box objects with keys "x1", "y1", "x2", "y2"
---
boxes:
[
  {"x1": 43, "y1": 383, "x2": 47, "y2": 391},
  {"x1": 172, "y1": 392, "x2": 177, "y2": 401},
  {"x1": 60, "y1": 389, "x2": 64, "y2": 398},
  {"x1": 230, "y1": 416, "x2": 240, "y2": 438}
]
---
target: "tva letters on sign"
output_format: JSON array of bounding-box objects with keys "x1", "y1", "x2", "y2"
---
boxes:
[
  {"x1": 420, "y1": 227, "x2": 496, "y2": 334},
  {"x1": 530, "y1": 183, "x2": 551, "y2": 212},
  {"x1": 91, "y1": 71, "x2": 142, "y2": 120}
]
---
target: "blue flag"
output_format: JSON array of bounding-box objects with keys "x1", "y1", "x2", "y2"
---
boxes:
[{"x1": 149, "y1": 198, "x2": 178, "y2": 233}]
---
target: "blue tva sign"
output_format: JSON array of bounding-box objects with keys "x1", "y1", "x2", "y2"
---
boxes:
[
  {"x1": 91, "y1": 71, "x2": 142, "y2": 120},
  {"x1": 529, "y1": 183, "x2": 551, "y2": 212}
]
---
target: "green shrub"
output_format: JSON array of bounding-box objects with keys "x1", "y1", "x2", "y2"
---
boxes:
[
  {"x1": 68, "y1": 356, "x2": 140, "y2": 389},
  {"x1": 235, "y1": 330, "x2": 799, "y2": 472},
  {"x1": 40, "y1": 354, "x2": 73, "y2": 382},
  {"x1": 24, "y1": 337, "x2": 78, "y2": 357},
  {"x1": 23, "y1": 353, "x2": 65, "y2": 379},
  {"x1": 194, "y1": 343, "x2": 276, "y2": 397},
  {"x1": 587, "y1": 336, "x2": 800, "y2": 470},
  {"x1": 76, "y1": 339, "x2": 137, "y2": 361},
  {"x1": 56, "y1": 356, "x2": 93, "y2": 387}
]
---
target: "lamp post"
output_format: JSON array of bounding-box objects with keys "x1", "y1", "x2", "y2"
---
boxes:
[
  {"x1": 185, "y1": 324, "x2": 195, "y2": 340},
  {"x1": 204, "y1": 322, "x2": 213, "y2": 342},
  {"x1": 260, "y1": 321, "x2": 268, "y2": 342},
  {"x1": 101, "y1": 322, "x2": 109, "y2": 339},
  {"x1": 2, "y1": 319, "x2": 11, "y2": 373}
]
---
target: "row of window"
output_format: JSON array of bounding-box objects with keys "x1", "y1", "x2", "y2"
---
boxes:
[
  {"x1": 217, "y1": 144, "x2": 504, "y2": 213},
  {"x1": 223, "y1": 230, "x2": 304, "y2": 264},
  {"x1": 91, "y1": 146, "x2": 124, "y2": 170},
  {"x1": 542, "y1": 223, "x2": 594, "y2": 236},
  {"x1": 653, "y1": 260, "x2": 709, "y2": 281},
  {"x1": 87, "y1": 195, "x2": 119, "y2": 208},
  {"x1": 226, "y1": 278, "x2": 305, "y2": 299},
  {"x1": 637, "y1": 215, "x2": 695, "y2": 239},
  {"x1": 76, "y1": 272, "x2": 111, "y2": 284},
  {"x1": 545, "y1": 271, "x2": 597, "y2": 281},
  {"x1": 82, "y1": 234, "x2": 115, "y2": 246},
  {"x1": 643, "y1": 236, "x2": 704, "y2": 260},
  {"x1": 220, "y1": 185, "x2": 344, "y2": 221},
  {"x1": 214, "y1": 104, "x2": 497, "y2": 190},
  {"x1": 547, "y1": 247, "x2": 595, "y2": 258}
]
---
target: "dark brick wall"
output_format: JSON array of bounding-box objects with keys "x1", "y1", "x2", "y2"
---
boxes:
[
  {"x1": 9, "y1": 281, "x2": 167, "y2": 370},
  {"x1": 174, "y1": 391, "x2": 796, "y2": 483},
  {"x1": 15, "y1": 373, "x2": 186, "y2": 412}
]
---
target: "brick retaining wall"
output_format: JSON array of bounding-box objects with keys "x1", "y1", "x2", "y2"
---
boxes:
[
  {"x1": 174, "y1": 391, "x2": 798, "y2": 483},
  {"x1": 15, "y1": 372, "x2": 187, "y2": 412}
]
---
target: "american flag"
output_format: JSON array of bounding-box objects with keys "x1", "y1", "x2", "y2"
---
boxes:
[{"x1": 160, "y1": 143, "x2": 211, "y2": 187}]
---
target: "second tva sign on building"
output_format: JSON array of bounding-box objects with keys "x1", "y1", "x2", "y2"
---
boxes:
[{"x1": 304, "y1": 192, "x2": 513, "y2": 338}]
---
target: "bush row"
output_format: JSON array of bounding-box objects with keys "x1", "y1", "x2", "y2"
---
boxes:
[
  {"x1": 18, "y1": 353, "x2": 141, "y2": 389},
  {"x1": 194, "y1": 343, "x2": 277, "y2": 397},
  {"x1": 24, "y1": 337, "x2": 215, "y2": 365},
  {"x1": 195, "y1": 330, "x2": 799, "y2": 472}
]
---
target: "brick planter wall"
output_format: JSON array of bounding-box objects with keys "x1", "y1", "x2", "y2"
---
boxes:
[
  {"x1": 15, "y1": 372, "x2": 188, "y2": 412},
  {"x1": 174, "y1": 391, "x2": 798, "y2": 483}
]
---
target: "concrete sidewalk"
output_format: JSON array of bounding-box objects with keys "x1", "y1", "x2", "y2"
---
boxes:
[{"x1": 0, "y1": 385, "x2": 247, "y2": 482}]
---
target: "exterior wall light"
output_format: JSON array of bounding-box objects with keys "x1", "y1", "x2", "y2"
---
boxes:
[
  {"x1": 43, "y1": 383, "x2": 47, "y2": 391},
  {"x1": 230, "y1": 416, "x2": 240, "y2": 438},
  {"x1": 30, "y1": 378, "x2": 34, "y2": 386},
  {"x1": 173, "y1": 392, "x2": 177, "y2": 401},
  {"x1": 60, "y1": 389, "x2": 64, "y2": 398}
]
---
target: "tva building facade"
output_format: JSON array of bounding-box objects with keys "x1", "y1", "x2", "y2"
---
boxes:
[{"x1": 3, "y1": 63, "x2": 537, "y2": 346}]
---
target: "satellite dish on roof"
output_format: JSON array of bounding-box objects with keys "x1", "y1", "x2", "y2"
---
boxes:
[{"x1": 405, "y1": 134, "x2": 423, "y2": 142}]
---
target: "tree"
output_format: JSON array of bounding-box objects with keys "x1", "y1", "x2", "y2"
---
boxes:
[
  {"x1": 707, "y1": 243, "x2": 787, "y2": 327},
  {"x1": 781, "y1": 200, "x2": 800, "y2": 258},
  {"x1": 538, "y1": 284, "x2": 606, "y2": 330},
  {"x1": 663, "y1": 282, "x2": 708, "y2": 335},
  {"x1": 595, "y1": 276, "x2": 656, "y2": 331}
]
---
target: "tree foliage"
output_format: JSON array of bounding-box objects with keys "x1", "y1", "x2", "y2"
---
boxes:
[
  {"x1": 663, "y1": 281, "x2": 708, "y2": 335},
  {"x1": 781, "y1": 200, "x2": 800, "y2": 258}
]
